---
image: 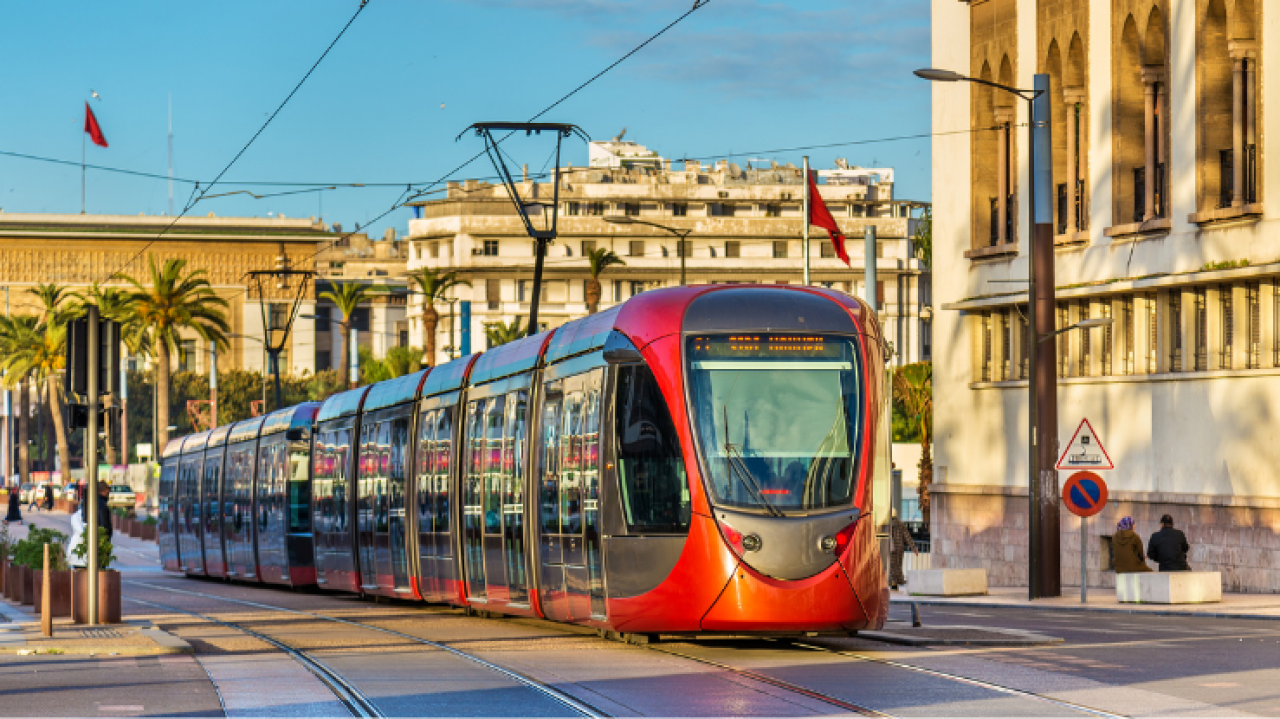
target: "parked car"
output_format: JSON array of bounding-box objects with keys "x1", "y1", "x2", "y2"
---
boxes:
[{"x1": 108, "y1": 484, "x2": 136, "y2": 509}]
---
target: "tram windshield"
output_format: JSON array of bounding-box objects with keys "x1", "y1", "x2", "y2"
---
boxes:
[{"x1": 687, "y1": 334, "x2": 864, "y2": 514}]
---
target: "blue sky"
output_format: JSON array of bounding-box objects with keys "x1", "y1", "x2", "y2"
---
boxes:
[{"x1": 0, "y1": 0, "x2": 930, "y2": 239}]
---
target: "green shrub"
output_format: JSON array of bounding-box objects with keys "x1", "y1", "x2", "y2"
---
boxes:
[
  {"x1": 72, "y1": 526, "x2": 115, "y2": 571},
  {"x1": 10, "y1": 524, "x2": 69, "y2": 570},
  {"x1": 142, "y1": 516, "x2": 158, "y2": 526}
]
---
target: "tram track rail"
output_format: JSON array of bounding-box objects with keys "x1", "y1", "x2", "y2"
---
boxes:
[
  {"x1": 124, "y1": 580, "x2": 606, "y2": 718},
  {"x1": 782, "y1": 639, "x2": 1128, "y2": 719},
  {"x1": 125, "y1": 595, "x2": 383, "y2": 718}
]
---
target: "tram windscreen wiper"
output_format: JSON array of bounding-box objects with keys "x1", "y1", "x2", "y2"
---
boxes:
[{"x1": 722, "y1": 405, "x2": 783, "y2": 517}]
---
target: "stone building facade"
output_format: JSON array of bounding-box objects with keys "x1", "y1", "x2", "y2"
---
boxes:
[
  {"x1": 313, "y1": 229, "x2": 411, "y2": 372},
  {"x1": 930, "y1": 0, "x2": 1278, "y2": 592},
  {"x1": 405, "y1": 138, "x2": 932, "y2": 367}
]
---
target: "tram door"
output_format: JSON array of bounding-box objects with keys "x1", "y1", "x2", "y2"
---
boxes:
[
  {"x1": 461, "y1": 398, "x2": 490, "y2": 600},
  {"x1": 357, "y1": 421, "x2": 378, "y2": 591},
  {"x1": 201, "y1": 449, "x2": 226, "y2": 577},
  {"x1": 177, "y1": 455, "x2": 205, "y2": 574},
  {"x1": 415, "y1": 405, "x2": 455, "y2": 602},
  {"x1": 538, "y1": 369, "x2": 607, "y2": 621},
  {"x1": 357, "y1": 412, "x2": 412, "y2": 594},
  {"x1": 501, "y1": 390, "x2": 530, "y2": 606}
]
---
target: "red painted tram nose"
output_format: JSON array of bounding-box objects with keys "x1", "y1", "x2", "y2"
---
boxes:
[{"x1": 700, "y1": 559, "x2": 870, "y2": 633}]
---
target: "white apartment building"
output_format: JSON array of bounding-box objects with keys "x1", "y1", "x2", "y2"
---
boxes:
[
  {"x1": 930, "y1": 0, "x2": 1278, "y2": 592},
  {"x1": 405, "y1": 139, "x2": 932, "y2": 366}
]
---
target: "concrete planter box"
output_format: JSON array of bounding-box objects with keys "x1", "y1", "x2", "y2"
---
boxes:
[
  {"x1": 906, "y1": 568, "x2": 989, "y2": 597},
  {"x1": 1117, "y1": 571, "x2": 1223, "y2": 604},
  {"x1": 7, "y1": 564, "x2": 35, "y2": 605},
  {"x1": 140, "y1": 524, "x2": 156, "y2": 541},
  {"x1": 72, "y1": 570, "x2": 122, "y2": 624},
  {"x1": 33, "y1": 569, "x2": 73, "y2": 617}
]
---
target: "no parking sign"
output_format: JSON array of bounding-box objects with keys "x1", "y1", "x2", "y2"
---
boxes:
[{"x1": 1062, "y1": 471, "x2": 1108, "y2": 518}]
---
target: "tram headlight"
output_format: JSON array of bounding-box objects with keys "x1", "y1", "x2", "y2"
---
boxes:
[
  {"x1": 819, "y1": 536, "x2": 837, "y2": 553},
  {"x1": 741, "y1": 534, "x2": 762, "y2": 552}
]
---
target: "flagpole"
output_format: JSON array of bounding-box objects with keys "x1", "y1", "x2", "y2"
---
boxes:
[
  {"x1": 802, "y1": 155, "x2": 811, "y2": 285},
  {"x1": 168, "y1": 93, "x2": 174, "y2": 216}
]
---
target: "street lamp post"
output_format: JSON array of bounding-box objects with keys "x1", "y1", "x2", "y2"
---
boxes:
[
  {"x1": 603, "y1": 216, "x2": 693, "y2": 286},
  {"x1": 916, "y1": 68, "x2": 1065, "y2": 599}
]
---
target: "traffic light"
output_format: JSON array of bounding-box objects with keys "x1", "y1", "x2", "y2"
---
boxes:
[
  {"x1": 66, "y1": 316, "x2": 121, "y2": 397},
  {"x1": 67, "y1": 404, "x2": 121, "y2": 430}
]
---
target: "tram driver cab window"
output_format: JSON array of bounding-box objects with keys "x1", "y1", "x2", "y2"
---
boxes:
[{"x1": 615, "y1": 365, "x2": 691, "y2": 534}]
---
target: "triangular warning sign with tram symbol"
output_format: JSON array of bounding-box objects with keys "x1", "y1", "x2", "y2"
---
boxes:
[{"x1": 1056, "y1": 418, "x2": 1114, "y2": 471}]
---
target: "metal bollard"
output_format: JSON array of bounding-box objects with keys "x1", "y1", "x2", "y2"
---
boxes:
[
  {"x1": 41, "y1": 543, "x2": 52, "y2": 637},
  {"x1": 911, "y1": 601, "x2": 921, "y2": 628}
]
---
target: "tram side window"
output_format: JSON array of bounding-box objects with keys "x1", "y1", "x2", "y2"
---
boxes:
[
  {"x1": 288, "y1": 440, "x2": 311, "y2": 533},
  {"x1": 483, "y1": 396, "x2": 506, "y2": 534},
  {"x1": 615, "y1": 365, "x2": 691, "y2": 533},
  {"x1": 434, "y1": 408, "x2": 454, "y2": 532},
  {"x1": 560, "y1": 386, "x2": 584, "y2": 534},
  {"x1": 416, "y1": 409, "x2": 436, "y2": 533},
  {"x1": 540, "y1": 381, "x2": 563, "y2": 535}
]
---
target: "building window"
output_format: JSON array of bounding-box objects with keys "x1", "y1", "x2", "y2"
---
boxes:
[
  {"x1": 629, "y1": 240, "x2": 645, "y2": 257},
  {"x1": 623, "y1": 202, "x2": 640, "y2": 216},
  {"x1": 1018, "y1": 307, "x2": 1029, "y2": 379},
  {"x1": 314, "y1": 306, "x2": 331, "y2": 331},
  {"x1": 517, "y1": 281, "x2": 547, "y2": 303},
  {"x1": 1121, "y1": 298, "x2": 1135, "y2": 374},
  {"x1": 630, "y1": 281, "x2": 645, "y2": 298},
  {"x1": 429, "y1": 242, "x2": 439, "y2": 259},
  {"x1": 1099, "y1": 302, "x2": 1112, "y2": 374},
  {"x1": 724, "y1": 241, "x2": 741, "y2": 258},
  {"x1": 922, "y1": 318, "x2": 933, "y2": 362},
  {"x1": 1194, "y1": 288, "x2": 1208, "y2": 371},
  {"x1": 1147, "y1": 293, "x2": 1158, "y2": 374},
  {"x1": 677, "y1": 240, "x2": 691, "y2": 258},
  {"x1": 178, "y1": 339, "x2": 198, "y2": 373},
  {"x1": 999, "y1": 311, "x2": 1010, "y2": 381},
  {"x1": 826, "y1": 204, "x2": 845, "y2": 218},
  {"x1": 671, "y1": 203, "x2": 688, "y2": 217},
  {"x1": 710, "y1": 203, "x2": 735, "y2": 217},
  {"x1": 584, "y1": 201, "x2": 605, "y2": 216},
  {"x1": 317, "y1": 350, "x2": 331, "y2": 370},
  {"x1": 399, "y1": 330, "x2": 409, "y2": 347},
  {"x1": 981, "y1": 312, "x2": 993, "y2": 382},
  {"x1": 1220, "y1": 285, "x2": 1234, "y2": 369},
  {"x1": 486, "y1": 279, "x2": 500, "y2": 311},
  {"x1": 1247, "y1": 282, "x2": 1261, "y2": 368},
  {"x1": 482, "y1": 240, "x2": 499, "y2": 256},
  {"x1": 1057, "y1": 304, "x2": 1070, "y2": 377},
  {"x1": 772, "y1": 241, "x2": 788, "y2": 259},
  {"x1": 565, "y1": 202, "x2": 580, "y2": 216},
  {"x1": 581, "y1": 240, "x2": 596, "y2": 255},
  {"x1": 820, "y1": 242, "x2": 835, "y2": 259},
  {"x1": 764, "y1": 204, "x2": 782, "y2": 218},
  {"x1": 612, "y1": 280, "x2": 623, "y2": 302},
  {"x1": 1169, "y1": 292, "x2": 1182, "y2": 372},
  {"x1": 351, "y1": 307, "x2": 370, "y2": 333}
]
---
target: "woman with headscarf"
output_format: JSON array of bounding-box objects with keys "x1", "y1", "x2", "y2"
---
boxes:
[
  {"x1": 1113, "y1": 516, "x2": 1152, "y2": 573},
  {"x1": 4, "y1": 488, "x2": 21, "y2": 524}
]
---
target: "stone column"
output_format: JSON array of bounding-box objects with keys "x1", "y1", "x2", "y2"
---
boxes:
[
  {"x1": 1261, "y1": 281, "x2": 1276, "y2": 369},
  {"x1": 1233, "y1": 55, "x2": 1246, "y2": 207},
  {"x1": 1180, "y1": 288, "x2": 1197, "y2": 372},
  {"x1": 1142, "y1": 68, "x2": 1163, "y2": 220},
  {"x1": 1111, "y1": 297, "x2": 1127, "y2": 375},
  {"x1": 1232, "y1": 283, "x2": 1249, "y2": 369},
  {"x1": 1064, "y1": 87, "x2": 1086, "y2": 235},
  {"x1": 995, "y1": 108, "x2": 1015, "y2": 244},
  {"x1": 1155, "y1": 289, "x2": 1172, "y2": 374}
]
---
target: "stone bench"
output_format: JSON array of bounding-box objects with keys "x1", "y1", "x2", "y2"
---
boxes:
[
  {"x1": 905, "y1": 568, "x2": 988, "y2": 597},
  {"x1": 1116, "y1": 571, "x2": 1222, "y2": 604}
]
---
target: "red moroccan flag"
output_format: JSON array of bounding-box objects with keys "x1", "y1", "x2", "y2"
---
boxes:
[
  {"x1": 807, "y1": 170, "x2": 848, "y2": 265},
  {"x1": 84, "y1": 102, "x2": 108, "y2": 148}
]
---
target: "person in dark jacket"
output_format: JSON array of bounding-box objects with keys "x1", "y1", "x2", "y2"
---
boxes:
[
  {"x1": 42, "y1": 483, "x2": 54, "y2": 511},
  {"x1": 81, "y1": 481, "x2": 113, "y2": 542},
  {"x1": 1112, "y1": 516, "x2": 1151, "y2": 573},
  {"x1": 1147, "y1": 514, "x2": 1190, "y2": 571},
  {"x1": 4, "y1": 489, "x2": 21, "y2": 524}
]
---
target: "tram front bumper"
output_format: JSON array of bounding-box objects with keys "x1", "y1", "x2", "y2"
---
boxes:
[{"x1": 700, "y1": 559, "x2": 869, "y2": 633}]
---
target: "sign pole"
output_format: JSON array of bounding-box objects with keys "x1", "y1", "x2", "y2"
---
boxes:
[{"x1": 1080, "y1": 514, "x2": 1087, "y2": 603}]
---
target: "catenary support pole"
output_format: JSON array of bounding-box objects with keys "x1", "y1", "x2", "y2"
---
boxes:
[
  {"x1": 87, "y1": 303, "x2": 100, "y2": 625},
  {"x1": 349, "y1": 328, "x2": 359, "y2": 388},
  {"x1": 802, "y1": 156, "x2": 811, "y2": 286},
  {"x1": 1030, "y1": 72, "x2": 1061, "y2": 599},
  {"x1": 528, "y1": 239, "x2": 549, "y2": 335},
  {"x1": 865, "y1": 225, "x2": 878, "y2": 311},
  {"x1": 210, "y1": 343, "x2": 217, "y2": 428}
]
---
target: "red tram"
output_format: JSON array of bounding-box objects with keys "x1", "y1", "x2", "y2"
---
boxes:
[{"x1": 158, "y1": 285, "x2": 890, "y2": 634}]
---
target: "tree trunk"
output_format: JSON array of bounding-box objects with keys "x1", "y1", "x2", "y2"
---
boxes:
[
  {"x1": 18, "y1": 377, "x2": 29, "y2": 485},
  {"x1": 585, "y1": 278, "x2": 601, "y2": 315},
  {"x1": 156, "y1": 341, "x2": 171, "y2": 452},
  {"x1": 339, "y1": 322, "x2": 352, "y2": 389},
  {"x1": 917, "y1": 440, "x2": 933, "y2": 527},
  {"x1": 103, "y1": 396, "x2": 118, "y2": 466},
  {"x1": 423, "y1": 305, "x2": 439, "y2": 367},
  {"x1": 47, "y1": 376, "x2": 72, "y2": 480}
]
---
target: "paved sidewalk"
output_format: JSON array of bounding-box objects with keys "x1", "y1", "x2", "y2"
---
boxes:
[{"x1": 891, "y1": 584, "x2": 1280, "y2": 618}]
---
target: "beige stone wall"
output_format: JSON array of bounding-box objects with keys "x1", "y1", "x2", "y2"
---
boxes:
[{"x1": 933, "y1": 484, "x2": 1280, "y2": 592}]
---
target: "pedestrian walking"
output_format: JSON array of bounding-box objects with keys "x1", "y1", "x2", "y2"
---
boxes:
[
  {"x1": 1147, "y1": 513, "x2": 1191, "y2": 571},
  {"x1": 888, "y1": 511, "x2": 918, "y2": 590},
  {"x1": 42, "y1": 483, "x2": 54, "y2": 511},
  {"x1": 27, "y1": 484, "x2": 41, "y2": 512},
  {"x1": 1112, "y1": 516, "x2": 1151, "y2": 573},
  {"x1": 4, "y1": 488, "x2": 21, "y2": 525}
]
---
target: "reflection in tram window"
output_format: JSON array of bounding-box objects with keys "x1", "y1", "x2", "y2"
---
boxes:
[
  {"x1": 615, "y1": 365, "x2": 691, "y2": 533},
  {"x1": 483, "y1": 396, "x2": 506, "y2": 535},
  {"x1": 504, "y1": 389, "x2": 529, "y2": 602},
  {"x1": 560, "y1": 387, "x2": 584, "y2": 534},
  {"x1": 540, "y1": 382, "x2": 563, "y2": 535},
  {"x1": 582, "y1": 369, "x2": 606, "y2": 616},
  {"x1": 288, "y1": 443, "x2": 310, "y2": 533},
  {"x1": 463, "y1": 399, "x2": 487, "y2": 597}
]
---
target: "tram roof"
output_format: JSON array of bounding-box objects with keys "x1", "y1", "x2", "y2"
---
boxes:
[
  {"x1": 420, "y1": 354, "x2": 477, "y2": 397},
  {"x1": 469, "y1": 330, "x2": 554, "y2": 385},
  {"x1": 182, "y1": 429, "x2": 212, "y2": 454},
  {"x1": 261, "y1": 401, "x2": 322, "y2": 437},
  {"x1": 316, "y1": 385, "x2": 370, "y2": 422},
  {"x1": 227, "y1": 415, "x2": 267, "y2": 445},
  {"x1": 207, "y1": 423, "x2": 234, "y2": 449},
  {"x1": 363, "y1": 369, "x2": 429, "y2": 412},
  {"x1": 161, "y1": 436, "x2": 186, "y2": 459},
  {"x1": 544, "y1": 305, "x2": 621, "y2": 364}
]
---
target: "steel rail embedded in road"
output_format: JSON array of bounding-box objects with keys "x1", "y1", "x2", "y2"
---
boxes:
[
  {"x1": 785, "y1": 639, "x2": 1128, "y2": 719},
  {"x1": 125, "y1": 595, "x2": 383, "y2": 719},
  {"x1": 125, "y1": 581, "x2": 606, "y2": 718},
  {"x1": 645, "y1": 643, "x2": 890, "y2": 717}
]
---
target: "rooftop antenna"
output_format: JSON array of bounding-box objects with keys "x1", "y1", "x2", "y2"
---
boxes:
[{"x1": 459, "y1": 121, "x2": 589, "y2": 336}]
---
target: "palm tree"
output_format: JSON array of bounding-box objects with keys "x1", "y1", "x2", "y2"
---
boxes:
[
  {"x1": 585, "y1": 247, "x2": 625, "y2": 314},
  {"x1": 0, "y1": 315, "x2": 41, "y2": 486},
  {"x1": 318, "y1": 282, "x2": 370, "y2": 389},
  {"x1": 407, "y1": 268, "x2": 471, "y2": 366},
  {"x1": 892, "y1": 362, "x2": 933, "y2": 525},
  {"x1": 27, "y1": 284, "x2": 74, "y2": 478},
  {"x1": 121, "y1": 255, "x2": 231, "y2": 452},
  {"x1": 484, "y1": 317, "x2": 526, "y2": 349}
]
